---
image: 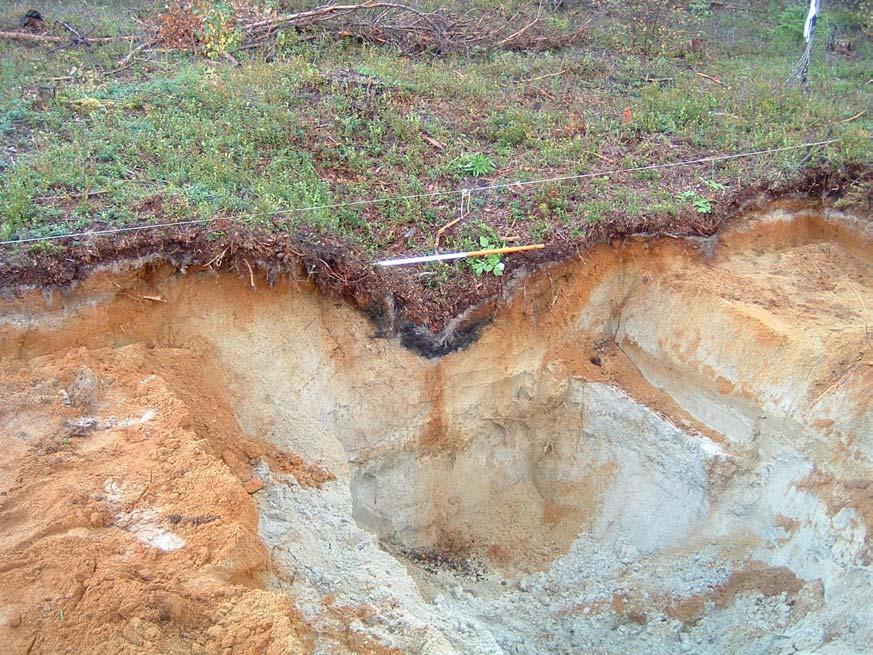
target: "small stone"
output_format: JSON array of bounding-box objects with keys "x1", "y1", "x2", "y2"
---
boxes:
[
  {"x1": 832, "y1": 507, "x2": 856, "y2": 530},
  {"x1": 136, "y1": 569, "x2": 155, "y2": 581},
  {"x1": 221, "y1": 449, "x2": 246, "y2": 472},
  {"x1": 67, "y1": 367, "x2": 98, "y2": 407},
  {"x1": 157, "y1": 592, "x2": 187, "y2": 622},
  {"x1": 628, "y1": 611, "x2": 647, "y2": 625},
  {"x1": 242, "y1": 442, "x2": 261, "y2": 460},
  {"x1": 243, "y1": 478, "x2": 264, "y2": 494},
  {"x1": 123, "y1": 618, "x2": 145, "y2": 647},
  {"x1": 67, "y1": 417, "x2": 100, "y2": 437},
  {"x1": 89, "y1": 512, "x2": 104, "y2": 528},
  {"x1": 141, "y1": 621, "x2": 162, "y2": 643},
  {"x1": 619, "y1": 544, "x2": 639, "y2": 563}
]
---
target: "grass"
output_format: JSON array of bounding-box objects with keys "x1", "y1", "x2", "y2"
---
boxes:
[{"x1": 0, "y1": 0, "x2": 870, "y2": 258}]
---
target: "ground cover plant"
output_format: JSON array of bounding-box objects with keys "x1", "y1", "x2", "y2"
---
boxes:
[{"x1": 0, "y1": 1, "x2": 870, "y2": 285}]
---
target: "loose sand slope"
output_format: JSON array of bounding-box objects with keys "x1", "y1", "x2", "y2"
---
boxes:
[{"x1": 0, "y1": 344, "x2": 314, "y2": 654}]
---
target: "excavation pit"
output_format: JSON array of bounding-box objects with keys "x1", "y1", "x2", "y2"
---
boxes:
[
  {"x1": 0, "y1": 203, "x2": 871, "y2": 654},
  {"x1": 348, "y1": 378, "x2": 719, "y2": 571}
]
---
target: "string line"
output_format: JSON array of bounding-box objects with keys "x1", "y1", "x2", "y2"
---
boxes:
[{"x1": 0, "y1": 138, "x2": 840, "y2": 247}]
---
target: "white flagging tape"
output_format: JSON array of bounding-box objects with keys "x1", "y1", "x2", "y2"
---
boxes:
[{"x1": 0, "y1": 139, "x2": 840, "y2": 247}]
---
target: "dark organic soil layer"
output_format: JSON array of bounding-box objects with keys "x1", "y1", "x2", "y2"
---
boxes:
[{"x1": 0, "y1": 167, "x2": 868, "y2": 356}]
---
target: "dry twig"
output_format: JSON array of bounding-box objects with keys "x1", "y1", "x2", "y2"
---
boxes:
[
  {"x1": 838, "y1": 109, "x2": 866, "y2": 124},
  {"x1": 0, "y1": 30, "x2": 132, "y2": 44},
  {"x1": 521, "y1": 68, "x2": 567, "y2": 83},
  {"x1": 695, "y1": 71, "x2": 727, "y2": 87}
]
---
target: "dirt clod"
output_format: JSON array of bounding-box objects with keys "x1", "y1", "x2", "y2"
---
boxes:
[
  {"x1": 66, "y1": 366, "x2": 98, "y2": 407},
  {"x1": 244, "y1": 478, "x2": 265, "y2": 494}
]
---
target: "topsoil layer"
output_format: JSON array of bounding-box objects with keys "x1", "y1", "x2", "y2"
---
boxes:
[{"x1": 1, "y1": 168, "x2": 868, "y2": 352}]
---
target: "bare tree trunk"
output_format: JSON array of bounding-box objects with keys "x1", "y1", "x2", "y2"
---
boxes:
[{"x1": 788, "y1": 1, "x2": 820, "y2": 89}]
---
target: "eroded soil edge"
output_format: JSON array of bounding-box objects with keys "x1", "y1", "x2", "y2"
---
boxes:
[{"x1": 0, "y1": 202, "x2": 871, "y2": 654}]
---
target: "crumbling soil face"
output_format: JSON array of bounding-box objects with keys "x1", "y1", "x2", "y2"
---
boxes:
[
  {"x1": 0, "y1": 202, "x2": 871, "y2": 654},
  {"x1": 0, "y1": 346, "x2": 311, "y2": 655}
]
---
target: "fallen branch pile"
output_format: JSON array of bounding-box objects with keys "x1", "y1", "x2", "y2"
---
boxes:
[
  {"x1": 243, "y1": 1, "x2": 589, "y2": 53},
  {"x1": 1, "y1": 1, "x2": 590, "y2": 63},
  {"x1": 182, "y1": 1, "x2": 589, "y2": 55}
]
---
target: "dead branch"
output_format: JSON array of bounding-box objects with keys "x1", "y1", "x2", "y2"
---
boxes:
[
  {"x1": 695, "y1": 71, "x2": 727, "y2": 87},
  {"x1": 71, "y1": 0, "x2": 593, "y2": 65},
  {"x1": 236, "y1": 1, "x2": 589, "y2": 54},
  {"x1": 243, "y1": 2, "x2": 441, "y2": 36},
  {"x1": 118, "y1": 39, "x2": 157, "y2": 67},
  {"x1": 837, "y1": 109, "x2": 866, "y2": 124},
  {"x1": 521, "y1": 69, "x2": 567, "y2": 83},
  {"x1": 6, "y1": 1, "x2": 591, "y2": 67},
  {"x1": 0, "y1": 31, "x2": 133, "y2": 45},
  {"x1": 494, "y1": 2, "x2": 544, "y2": 48}
]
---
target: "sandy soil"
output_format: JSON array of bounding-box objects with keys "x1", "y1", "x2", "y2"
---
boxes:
[
  {"x1": 0, "y1": 344, "x2": 320, "y2": 655},
  {"x1": 0, "y1": 202, "x2": 870, "y2": 654}
]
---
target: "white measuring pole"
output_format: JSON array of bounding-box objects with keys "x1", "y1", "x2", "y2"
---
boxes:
[
  {"x1": 375, "y1": 251, "x2": 471, "y2": 267},
  {"x1": 375, "y1": 244, "x2": 545, "y2": 267}
]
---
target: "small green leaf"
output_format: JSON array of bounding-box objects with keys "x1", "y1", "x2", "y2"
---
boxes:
[
  {"x1": 452, "y1": 153, "x2": 496, "y2": 178},
  {"x1": 702, "y1": 178, "x2": 728, "y2": 191}
]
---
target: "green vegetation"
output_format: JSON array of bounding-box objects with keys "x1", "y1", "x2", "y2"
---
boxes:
[
  {"x1": 453, "y1": 153, "x2": 497, "y2": 178},
  {"x1": 701, "y1": 178, "x2": 728, "y2": 192},
  {"x1": 677, "y1": 190, "x2": 714, "y2": 214},
  {"x1": 195, "y1": 2, "x2": 243, "y2": 59},
  {"x1": 469, "y1": 235, "x2": 505, "y2": 277},
  {"x1": 0, "y1": 1, "x2": 869, "y2": 259}
]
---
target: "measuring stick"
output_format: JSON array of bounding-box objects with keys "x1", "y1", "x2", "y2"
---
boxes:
[{"x1": 375, "y1": 244, "x2": 545, "y2": 267}]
